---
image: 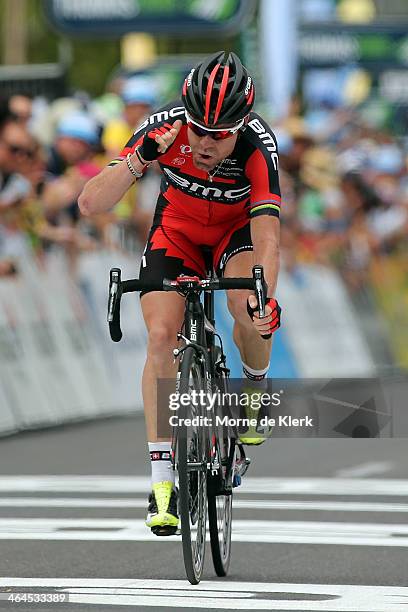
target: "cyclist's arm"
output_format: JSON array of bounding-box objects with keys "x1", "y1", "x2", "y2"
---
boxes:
[
  {"x1": 245, "y1": 128, "x2": 281, "y2": 294},
  {"x1": 250, "y1": 216, "x2": 280, "y2": 295},
  {"x1": 79, "y1": 102, "x2": 183, "y2": 216},
  {"x1": 78, "y1": 156, "x2": 141, "y2": 216}
]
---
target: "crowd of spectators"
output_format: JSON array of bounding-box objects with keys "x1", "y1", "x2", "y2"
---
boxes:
[
  {"x1": 0, "y1": 76, "x2": 161, "y2": 279},
  {"x1": 276, "y1": 98, "x2": 407, "y2": 290},
  {"x1": 0, "y1": 75, "x2": 406, "y2": 292}
]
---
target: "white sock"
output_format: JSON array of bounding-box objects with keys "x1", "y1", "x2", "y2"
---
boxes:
[
  {"x1": 242, "y1": 362, "x2": 269, "y2": 381},
  {"x1": 148, "y1": 442, "x2": 175, "y2": 487}
]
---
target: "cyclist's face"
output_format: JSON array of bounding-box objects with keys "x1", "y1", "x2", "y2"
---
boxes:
[{"x1": 187, "y1": 129, "x2": 238, "y2": 171}]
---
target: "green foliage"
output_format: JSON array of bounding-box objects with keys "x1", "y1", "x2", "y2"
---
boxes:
[
  {"x1": 24, "y1": 0, "x2": 120, "y2": 96},
  {"x1": 68, "y1": 39, "x2": 121, "y2": 96},
  {"x1": 0, "y1": 0, "x2": 239, "y2": 97}
]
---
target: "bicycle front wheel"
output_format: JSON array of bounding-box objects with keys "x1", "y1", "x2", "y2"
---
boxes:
[
  {"x1": 207, "y1": 346, "x2": 233, "y2": 576},
  {"x1": 176, "y1": 346, "x2": 208, "y2": 585},
  {"x1": 207, "y1": 438, "x2": 233, "y2": 576}
]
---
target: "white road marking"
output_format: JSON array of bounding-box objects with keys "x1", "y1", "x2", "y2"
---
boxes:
[
  {"x1": 0, "y1": 497, "x2": 148, "y2": 508},
  {"x1": 0, "y1": 476, "x2": 150, "y2": 493},
  {"x1": 233, "y1": 499, "x2": 408, "y2": 513},
  {"x1": 0, "y1": 518, "x2": 407, "y2": 546},
  {"x1": 0, "y1": 476, "x2": 408, "y2": 496},
  {"x1": 335, "y1": 462, "x2": 394, "y2": 478},
  {"x1": 0, "y1": 579, "x2": 407, "y2": 610},
  {"x1": 2, "y1": 497, "x2": 408, "y2": 513}
]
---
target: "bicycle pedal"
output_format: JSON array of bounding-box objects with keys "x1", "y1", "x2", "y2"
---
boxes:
[
  {"x1": 236, "y1": 457, "x2": 251, "y2": 478},
  {"x1": 151, "y1": 525, "x2": 178, "y2": 537}
]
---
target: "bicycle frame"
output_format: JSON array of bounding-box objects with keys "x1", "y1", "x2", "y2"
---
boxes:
[
  {"x1": 107, "y1": 266, "x2": 267, "y2": 482},
  {"x1": 107, "y1": 265, "x2": 265, "y2": 583},
  {"x1": 173, "y1": 281, "x2": 237, "y2": 496}
]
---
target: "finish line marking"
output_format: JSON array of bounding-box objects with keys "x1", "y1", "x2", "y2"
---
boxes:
[
  {"x1": 0, "y1": 476, "x2": 408, "y2": 496},
  {"x1": 0, "y1": 579, "x2": 407, "y2": 610},
  {"x1": 0, "y1": 518, "x2": 408, "y2": 546},
  {"x1": 335, "y1": 461, "x2": 394, "y2": 478},
  {"x1": 1, "y1": 497, "x2": 408, "y2": 513}
]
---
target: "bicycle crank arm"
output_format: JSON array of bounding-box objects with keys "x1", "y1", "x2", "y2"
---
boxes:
[{"x1": 186, "y1": 461, "x2": 207, "y2": 471}]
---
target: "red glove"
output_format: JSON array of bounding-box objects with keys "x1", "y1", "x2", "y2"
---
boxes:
[
  {"x1": 138, "y1": 122, "x2": 177, "y2": 162},
  {"x1": 247, "y1": 296, "x2": 281, "y2": 340}
]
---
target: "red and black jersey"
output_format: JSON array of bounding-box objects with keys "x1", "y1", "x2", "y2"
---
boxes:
[{"x1": 109, "y1": 100, "x2": 281, "y2": 226}]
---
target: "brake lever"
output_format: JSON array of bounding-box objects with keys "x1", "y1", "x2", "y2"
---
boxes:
[
  {"x1": 108, "y1": 268, "x2": 123, "y2": 342},
  {"x1": 108, "y1": 268, "x2": 121, "y2": 322},
  {"x1": 253, "y1": 265, "x2": 267, "y2": 319}
]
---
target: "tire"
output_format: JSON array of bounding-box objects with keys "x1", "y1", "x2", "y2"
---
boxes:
[
  {"x1": 207, "y1": 347, "x2": 233, "y2": 576},
  {"x1": 207, "y1": 446, "x2": 233, "y2": 576},
  {"x1": 177, "y1": 346, "x2": 208, "y2": 585}
]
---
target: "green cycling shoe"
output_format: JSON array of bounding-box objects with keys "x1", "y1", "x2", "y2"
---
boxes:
[
  {"x1": 238, "y1": 386, "x2": 271, "y2": 446},
  {"x1": 146, "y1": 481, "x2": 179, "y2": 536}
]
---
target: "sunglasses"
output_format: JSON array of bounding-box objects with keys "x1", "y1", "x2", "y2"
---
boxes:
[
  {"x1": 4, "y1": 142, "x2": 36, "y2": 159},
  {"x1": 186, "y1": 112, "x2": 245, "y2": 141}
]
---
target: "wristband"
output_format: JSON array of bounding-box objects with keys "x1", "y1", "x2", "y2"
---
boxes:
[
  {"x1": 126, "y1": 153, "x2": 144, "y2": 179},
  {"x1": 135, "y1": 147, "x2": 149, "y2": 166}
]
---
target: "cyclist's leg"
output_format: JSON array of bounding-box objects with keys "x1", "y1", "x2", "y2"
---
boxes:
[
  {"x1": 141, "y1": 291, "x2": 185, "y2": 442},
  {"x1": 140, "y1": 224, "x2": 207, "y2": 441},
  {"x1": 223, "y1": 249, "x2": 272, "y2": 371},
  {"x1": 214, "y1": 220, "x2": 271, "y2": 370},
  {"x1": 214, "y1": 221, "x2": 272, "y2": 444},
  {"x1": 139, "y1": 222, "x2": 206, "y2": 531},
  {"x1": 141, "y1": 290, "x2": 184, "y2": 533}
]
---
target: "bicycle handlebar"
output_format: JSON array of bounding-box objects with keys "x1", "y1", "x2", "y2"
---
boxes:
[{"x1": 107, "y1": 266, "x2": 267, "y2": 342}]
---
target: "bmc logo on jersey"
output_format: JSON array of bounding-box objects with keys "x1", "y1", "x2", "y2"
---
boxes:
[
  {"x1": 136, "y1": 106, "x2": 185, "y2": 132},
  {"x1": 248, "y1": 118, "x2": 279, "y2": 171},
  {"x1": 163, "y1": 168, "x2": 251, "y2": 201}
]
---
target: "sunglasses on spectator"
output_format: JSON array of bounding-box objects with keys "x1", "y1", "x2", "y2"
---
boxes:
[
  {"x1": 3, "y1": 142, "x2": 36, "y2": 159},
  {"x1": 185, "y1": 111, "x2": 245, "y2": 140}
]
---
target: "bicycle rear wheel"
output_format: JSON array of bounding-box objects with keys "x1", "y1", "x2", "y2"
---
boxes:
[
  {"x1": 207, "y1": 347, "x2": 233, "y2": 576},
  {"x1": 176, "y1": 346, "x2": 208, "y2": 585}
]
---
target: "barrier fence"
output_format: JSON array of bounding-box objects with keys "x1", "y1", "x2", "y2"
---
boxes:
[
  {"x1": 0, "y1": 250, "x2": 146, "y2": 436},
  {"x1": 0, "y1": 250, "x2": 404, "y2": 437}
]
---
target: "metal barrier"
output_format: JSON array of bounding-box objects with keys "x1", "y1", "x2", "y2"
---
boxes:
[
  {"x1": 0, "y1": 63, "x2": 67, "y2": 99},
  {"x1": 0, "y1": 250, "x2": 145, "y2": 437}
]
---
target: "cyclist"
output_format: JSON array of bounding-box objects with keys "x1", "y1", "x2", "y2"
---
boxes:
[{"x1": 79, "y1": 51, "x2": 282, "y2": 535}]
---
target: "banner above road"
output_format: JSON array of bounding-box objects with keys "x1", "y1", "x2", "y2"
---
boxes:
[{"x1": 45, "y1": 0, "x2": 255, "y2": 36}]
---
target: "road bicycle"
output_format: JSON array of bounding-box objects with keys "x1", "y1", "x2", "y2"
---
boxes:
[{"x1": 107, "y1": 258, "x2": 268, "y2": 584}]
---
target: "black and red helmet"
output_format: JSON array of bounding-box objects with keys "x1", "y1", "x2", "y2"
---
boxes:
[{"x1": 182, "y1": 51, "x2": 255, "y2": 127}]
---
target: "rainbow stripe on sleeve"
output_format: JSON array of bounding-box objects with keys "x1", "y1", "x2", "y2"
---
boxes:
[{"x1": 250, "y1": 198, "x2": 281, "y2": 218}]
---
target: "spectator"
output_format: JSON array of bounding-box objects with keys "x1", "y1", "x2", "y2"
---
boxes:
[
  {"x1": 0, "y1": 84, "x2": 405, "y2": 291},
  {"x1": 0, "y1": 119, "x2": 33, "y2": 208},
  {"x1": 102, "y1": 77, "x2": 159, "y2": 245},
  {"x1": 9, "y1": 94, "x2": 33, "y2": 127},
  {"x1": 43, "y1": 112, "x2": 101, "y2": 220},
  {"x1": 102, "y1": 76, "x2": 157, "y2": 160}
]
